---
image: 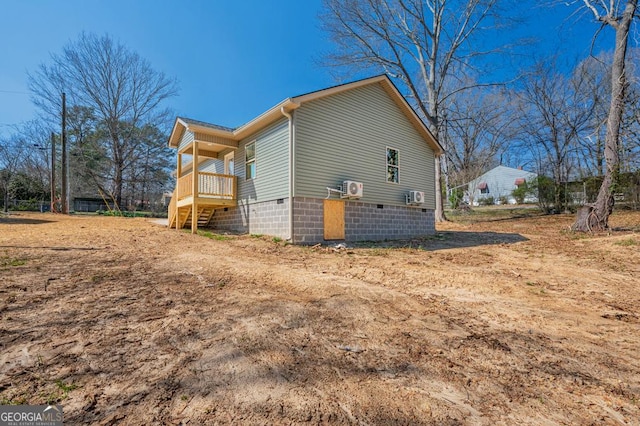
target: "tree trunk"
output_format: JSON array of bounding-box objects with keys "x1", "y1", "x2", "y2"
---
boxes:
[
  {"x1": 428, "y1": 83, "x2": 446, "y2": 223},
  {"x1": 572, "y1": 0, "x2": 636, "y2": 232},
  {"x1": 112, "y1": 133, "x2": 124, "y2": 210},
  {"x1": 114, "y1": 165, "x2": 123, "y2": 210},
  {"x1": 434, "y1": 156, "x2": 446, "y2": 222},
  {"x1": 3, "y1": 188, "x2": 8, "y2": 213}
]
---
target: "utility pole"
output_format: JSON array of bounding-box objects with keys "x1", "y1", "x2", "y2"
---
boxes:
[
  {"x1": 50, "y1": 132, "x2": 56, "y2": 212},
  {"x1": 61, "y1": 92, "x2": 68, "y2": 214}
]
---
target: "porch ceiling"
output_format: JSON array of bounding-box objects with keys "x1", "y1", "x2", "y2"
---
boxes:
[
  {"x1": 193, "y1": 132, "x2": 238, "y2": 149},
  {"x1": 179, "y1": 140, "x2": 237, "y2": 157}
]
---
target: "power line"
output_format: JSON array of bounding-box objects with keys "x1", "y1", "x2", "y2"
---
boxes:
[{"x1": 0, "y1": 90, "x2": 30, "y2": 95}]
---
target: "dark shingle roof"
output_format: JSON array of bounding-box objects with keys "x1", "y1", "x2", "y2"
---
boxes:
[
  {"x1": 178, "y1": 116, "x2": 235, "y2": 132},
  {"x1": 291, "y1": 74, "x2": 386, "y2": 99}
]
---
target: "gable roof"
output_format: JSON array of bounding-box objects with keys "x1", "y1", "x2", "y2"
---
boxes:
[
  {"x1": 169, "y1": 75, "x2": 443, "y2": 155},
  {"x1": 469, "y1": 165, "x2": 537, "y2": 187},
  {"x1": 177, "y1": 117, "x2": 234, "y2": 132}
]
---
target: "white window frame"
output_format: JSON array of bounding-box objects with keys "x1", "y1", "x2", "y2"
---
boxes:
[
  {"x1": 245, "y1": 141, "x2": 256, "y2": 180},
  {"x1": 386, "y1": 146, "x2": 399, "y2": 184},
  {"x1": 224, "y1": 151, "x2": 235, "y2": 175}
]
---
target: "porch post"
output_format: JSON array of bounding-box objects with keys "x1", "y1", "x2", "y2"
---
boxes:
[
  {"x1": 191, "y1": 142, "x2": 199, "y2": 234},
  {"x1": 176, "y1": 153, "x2": 182, "y2": 229}
]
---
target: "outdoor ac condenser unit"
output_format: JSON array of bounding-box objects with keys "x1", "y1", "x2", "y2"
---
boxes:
[
  {"x1": 409, "y1": 190, "x2": 425, "y2": 204},
  {"x1": 342, "y1": 181, "x2": 363, "y2": 198}
]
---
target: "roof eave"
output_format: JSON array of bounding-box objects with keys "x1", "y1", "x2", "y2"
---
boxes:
[
  {"x1": 293, "y1": 75, "x2": 444, "y2": 156},
  {"x1": 290, "y1": 75, "x2": 388, "y2": 104},
  {"x1": 376, "y1": 77, "x2": 444, "y2": 156},
  {"x1": 168, "y1": 118, "x2": 236, "y2": 148},
  {"x1": 168, "y1": 75, "x2": 445, "y2": 156},
  {"x1": 168, "y1": 118, "x2": 189, "y2": 148},
  {"x1": 189, "y1": 123, "x2": 235, "y2": 138},
  {"x1": 232, "y1": 98, "x2": 300, "y2": 140}
]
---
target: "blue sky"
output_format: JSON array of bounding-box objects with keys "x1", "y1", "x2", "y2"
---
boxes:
[
  {"x1": 0, "y1": 0, "x2": 333, "y2": 136},
  {"x1": 0, "y1": 1, "x2": 616, "y2": 138}
]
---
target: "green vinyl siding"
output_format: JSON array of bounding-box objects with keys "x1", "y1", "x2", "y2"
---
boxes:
[
  {"x1": 199, "y1": 148, "x2": 235, "y2": 174},
  {"x1": 294, "y1": 83, "x2": 436, "y2": 208},
  {"x1": 177, "y1": 129, "x2": 194, "y2": 152},
  {"x1": 199, "y1": 158, "x2": 224, "y2": 174},
  {"x1": 237, "y1": 118, "x2": 289, "y2": 203}
]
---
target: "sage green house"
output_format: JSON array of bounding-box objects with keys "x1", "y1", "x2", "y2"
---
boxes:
[{"x1": 167, "y1": 75, "x2": 443, "y2": 244}]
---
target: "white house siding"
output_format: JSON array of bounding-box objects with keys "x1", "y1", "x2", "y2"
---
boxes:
[
  {"x1": 294, "y1": 83, "x2": 436, "y2": 209},
  {"x1": 468, "y1": 165, "x2": 537, "y2": 205}
]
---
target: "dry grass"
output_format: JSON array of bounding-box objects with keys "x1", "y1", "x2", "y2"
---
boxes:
[{"x1": 0, "y1": 210, "x2": 638, "y2": 424}]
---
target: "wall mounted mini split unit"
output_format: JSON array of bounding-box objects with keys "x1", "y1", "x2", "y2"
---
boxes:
[
  {"x1": 342, "y1": 180, "x2": 363, "y2": 198},
  {"x1": 408, "y1": 190, "x2": 425, "y2": 204}
]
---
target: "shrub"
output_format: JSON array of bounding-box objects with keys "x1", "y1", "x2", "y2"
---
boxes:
[
  {"x1": 448, "y1": 188, "x2": 464, "y2": 209},
  {"x1": 528, "y1": 176, "x2": 573, "y2": 213},
  {"x1": 512, "y1": 181, "x2": 531, "y2": 204},
  {"x1": 529, "y1": 176, "x2": 556, "y2": 213},
  {"x1": 15, "y1": 199, "x2": 41, "y2": 211},
  {"x1": 96, "y1": 209, "x2": 150, "y2": 218},
  {"x1": 479, "y1": 196, "x2": 495, "y2": 206}
]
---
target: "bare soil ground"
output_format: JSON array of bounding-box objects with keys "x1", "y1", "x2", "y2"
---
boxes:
[{"x1": 1, "y1": 209, "x2": 639, "y2": 425}]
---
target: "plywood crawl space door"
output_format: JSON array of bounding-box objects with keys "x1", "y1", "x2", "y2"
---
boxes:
[{"x1": 323, "y1": 199, "x2": 345, "y2": 240}]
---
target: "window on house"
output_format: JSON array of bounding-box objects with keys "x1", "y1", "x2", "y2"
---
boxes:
[
  {"x1": 478, "y1": 182, "x2": 489, "y2": 194},
  {"x1": 386, "y1": 147, "x2": 399, "y2": 183},
  {"x1": 245, "y1": 142, "x2": 256, "y2": 179}
]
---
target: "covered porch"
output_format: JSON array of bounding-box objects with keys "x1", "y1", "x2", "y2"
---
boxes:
[
  {"x1": 168, "y1": 171, "x2": 237, "y2": 232},
  {"x1": 168, "y1": 122, "x2": 239, "y2": 233}
]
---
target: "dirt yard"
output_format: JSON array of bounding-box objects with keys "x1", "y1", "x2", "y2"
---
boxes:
[{"x1": 1, "y1": 209, "x2": 639, "y2": 425}]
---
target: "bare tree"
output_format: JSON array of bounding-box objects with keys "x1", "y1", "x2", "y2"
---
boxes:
[
  {"x1": 28, "y1": 32, "x2": 178, "y2": 207},
  {"x1": 443, "y1": 86, "x2": 514, "y2": 204},
  {"x1": 573, "y1": 54, "x2": 611, "y2": 178},
  {"x1": 121, "y1": 124, "x2": 173, "y2": 211},
  {"x1": 11, "y1": 120, "x2": 55, "y2": 197},
  {"x1": 516, "y1": 59, "x2": 598, "y2": 211},
  {"x1": 0, "y1": 137, "x2": 26, "y2": 213},
  {"x1": 620, "y1": 49, "x2": 640, "y2": 172},
  {"x1": 568, "y1": 50, "x2": 640, "y2": 180},
  {"x1": 322, "y1": 0, "x2": 512, "y2": 221},
  {"x1": 64, "y1": 105, "x2": 112, "y2": 201},
  {"x1": 571, "y1": 0, "x2": 638, "y2": 231}
]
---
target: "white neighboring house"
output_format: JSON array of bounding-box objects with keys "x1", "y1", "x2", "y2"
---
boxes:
[{"x1": 467, "y1": 165, "x2": 537, "y2": 205}]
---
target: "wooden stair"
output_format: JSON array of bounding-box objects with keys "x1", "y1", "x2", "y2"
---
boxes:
[
  {"x1": 168, "y1": 189, "x2": 178, "y2": 228},
  {"x1": 169, "y1": 205, "x2": 215, "y2": 230}
]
